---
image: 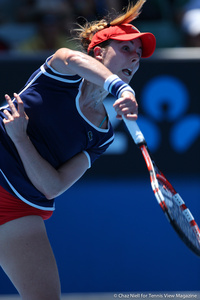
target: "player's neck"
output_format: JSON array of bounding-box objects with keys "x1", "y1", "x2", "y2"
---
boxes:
[{"x1": 81, "y1": 80, "x2": 108, "y2": 109}]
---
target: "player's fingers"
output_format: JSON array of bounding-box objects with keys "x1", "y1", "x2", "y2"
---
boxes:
[
  {"x1": 124, "y1": 113, "x2": 138, "y2": 121},
  {"x1": 4, "y1": 94, "x2": 18, "y2": 116},
  {"x1": 13, "y1": 93, "x2": 25, "y2": 116},
  {"x1": 3, "y1": 109, "x2": 13, "y2": 122},
  {"x1": 113, "y1": 98, "x2": 124, "y2": 108}
]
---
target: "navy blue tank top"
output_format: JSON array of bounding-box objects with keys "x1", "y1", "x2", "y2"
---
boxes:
[{"x1": 0, "y1": 56, "x2": 114, "y2": 210}]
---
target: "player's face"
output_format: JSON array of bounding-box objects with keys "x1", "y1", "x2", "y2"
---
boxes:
[{"x1": 101, "y1": 38, "x2": 142, "y2": 83}]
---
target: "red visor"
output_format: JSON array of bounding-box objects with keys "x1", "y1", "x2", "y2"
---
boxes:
[{"x1": 87, "y1": 24, "x2": 156, "y2": 58}]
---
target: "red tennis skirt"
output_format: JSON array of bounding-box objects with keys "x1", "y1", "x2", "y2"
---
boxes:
[{"x1": 0, "y1": 185, "x2": 53, "y2": 225}]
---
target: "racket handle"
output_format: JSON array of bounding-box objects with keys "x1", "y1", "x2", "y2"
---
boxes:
[{"x1": 122, "y1": 116, "x2": 146, "y2": 145}]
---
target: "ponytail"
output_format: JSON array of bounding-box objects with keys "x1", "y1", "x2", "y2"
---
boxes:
[{"x1": 74, "y1": 0, "x2": 146, "y2": 52}]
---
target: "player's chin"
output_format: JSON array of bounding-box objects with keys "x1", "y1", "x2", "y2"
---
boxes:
[{"x1": 121, "y1": 73, "x2": 134, "y2": 84}]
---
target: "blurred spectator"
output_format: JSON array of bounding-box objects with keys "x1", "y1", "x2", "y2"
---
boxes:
[
  {"x1": 0, "y1": 0, "x2": 35, "y2": 52},
  {"x1": 17, "y1": 8, "x2": 77, "y2": 53},
  {"x1": 181, "y1": 8, "x2": 200, "y2": 46},
  {"x1": 0, "y1": 0, "x2": 21, "y2": 23},
  {"x1": 0, "y1": 38, "x2": 10, "y2": 51},
  {"x1": 1, "y1": 0, "x2": 197, "y2": 51},
  {"x1": 171, "y1": 0, "x2": 200, "y2": 47},
  {"x1": 35, "y1": 0, "x2": 67, "y2": 10},
  {"x1": 16, "y1": 0, "x2": 39, "y2": 23},
  {"x1": 16, "y1": 0, "x2": 68, "y2": 22},
  {"x1": 184, "y1": 0, "x2": 200, "y2": 9},
  {"x1": 178, "y1": 0, "x2": 200, "y2": 46},
  {"x1": 67, "y1": 0, "x2": 98, "y2": 24}
]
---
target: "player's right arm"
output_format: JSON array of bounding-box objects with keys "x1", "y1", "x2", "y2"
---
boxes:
[
  {"x1": 50, "y1": 48, "x2": 138, "y2": 121},
  {"x1": 50, "y1": 47, "x2": 113, "y2": 87}
]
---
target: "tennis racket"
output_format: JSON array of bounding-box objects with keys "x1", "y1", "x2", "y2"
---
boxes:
[{"x1": 123, "y1": 117, "x2": 200, "y2": 256}]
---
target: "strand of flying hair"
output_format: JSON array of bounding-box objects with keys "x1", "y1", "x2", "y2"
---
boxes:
[{"x1": 74, "y1": 0, "x2": 146, "y2": 50}]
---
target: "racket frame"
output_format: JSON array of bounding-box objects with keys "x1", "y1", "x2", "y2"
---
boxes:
[{"x1": 122, "y1": 117, "x2": 200, "y2": 256}]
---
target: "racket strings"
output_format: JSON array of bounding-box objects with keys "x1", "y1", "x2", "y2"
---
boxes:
[
  {"x1": 158, "y1": 180, "x2": 200, "y2": 253},
  {"x1": 140, "y1": 145, "x2": 200, "y2": 255}
]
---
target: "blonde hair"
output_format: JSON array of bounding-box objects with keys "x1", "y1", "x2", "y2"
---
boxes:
[{"x1": 75, "y1": 0, "x2": 146, "y2": 52}]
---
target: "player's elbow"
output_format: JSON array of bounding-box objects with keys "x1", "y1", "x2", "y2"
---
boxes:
[
  {"x1": 42, "y1": 186, "x2": 62, "y2": 200},
  {"x1": 44, "y1": 189, "x2": 62, "y2": 200},
  {"x1": 43, "y1": 183, "x2": 70, "y2": 200},
  {"x1": 45, "y1": 193, "x2": 56, "y2": 200}
]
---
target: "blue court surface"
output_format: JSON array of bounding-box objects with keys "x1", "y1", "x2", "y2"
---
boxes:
[
  {"x1": 0, "y1": 291, "x2": 200, "y2": 300},
  {"x1": 0, "y1": 176, "x2": 200, "y2": 297}
]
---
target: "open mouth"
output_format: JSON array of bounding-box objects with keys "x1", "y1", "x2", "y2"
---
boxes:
[{"x1": 122, "y1": 69, "x2": 132, "y2": 76}]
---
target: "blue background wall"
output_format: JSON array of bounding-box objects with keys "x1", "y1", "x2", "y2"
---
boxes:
[{"x1": 0, "y1": 52, "x2": 200, "y2": 294}]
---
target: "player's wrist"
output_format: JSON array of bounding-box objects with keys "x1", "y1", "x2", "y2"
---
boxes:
[
  {"x1": 104, "y1": 74, "x2": 135, "y2": 99},
  {"x1": 12, "y1": 132, "x2": 29, "y2": 145}
]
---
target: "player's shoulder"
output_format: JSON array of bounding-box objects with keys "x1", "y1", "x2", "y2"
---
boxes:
[
  {"x1": 40, "y1": 54, "x2": 82, "y2": 84},
  {"x1": 49, "y1": 48, "x2": 78, "y2": 76}
]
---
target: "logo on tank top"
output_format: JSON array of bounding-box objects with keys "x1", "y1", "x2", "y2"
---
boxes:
[{"x1": 88, "y1": 131, "x2": 93, "y2": 142}]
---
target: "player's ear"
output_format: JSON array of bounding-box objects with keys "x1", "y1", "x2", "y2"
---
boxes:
[{"x1": 93, "y1": 46, "x2": 103, "y2": 62}]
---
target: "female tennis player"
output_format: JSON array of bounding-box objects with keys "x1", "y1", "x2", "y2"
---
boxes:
[{"x1": 0, "y1": 0, "x2": 156, "y2": 299}]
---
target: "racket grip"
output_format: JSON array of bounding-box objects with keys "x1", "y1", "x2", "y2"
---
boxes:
[{"x1": 122, "y1": 117, "x2": 145, "y2": 145}]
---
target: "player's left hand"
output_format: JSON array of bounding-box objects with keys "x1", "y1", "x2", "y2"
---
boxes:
[{"x1": 3, "y1": 93, "x2": 29, "y2": 143}]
